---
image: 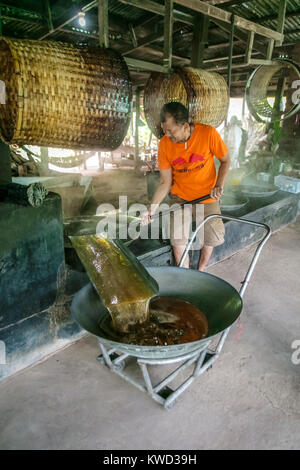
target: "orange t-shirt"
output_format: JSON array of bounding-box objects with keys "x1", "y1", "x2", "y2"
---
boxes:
[{"x1": 158, "y1": 123, "x2": 228, "y2": 203}]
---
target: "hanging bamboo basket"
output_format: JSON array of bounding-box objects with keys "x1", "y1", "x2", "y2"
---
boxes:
[
  {"x1": 144, "y1": 67, "x2": 229, "y2": 138},
  {"x1": 245, "y1": 58, "x2": 300, "y2": 123},
  {"x1": 0, "y1": 38, "x2": 132, "y2": 150}
]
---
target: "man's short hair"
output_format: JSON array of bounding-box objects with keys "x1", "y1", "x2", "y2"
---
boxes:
[{"x1": 160, "y1": 102, "x2": 189, "y2": 125}]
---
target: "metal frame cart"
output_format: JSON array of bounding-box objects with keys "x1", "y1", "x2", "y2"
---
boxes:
[{"x1": 96, "y1": 215, "x2": 271, "y2": 409}]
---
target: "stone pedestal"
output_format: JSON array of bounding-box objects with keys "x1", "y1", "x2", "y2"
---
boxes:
[{"x1": 0, "y1": 193, "x2": 85, "y2": 380}]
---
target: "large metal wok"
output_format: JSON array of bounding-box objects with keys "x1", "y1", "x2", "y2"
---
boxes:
[
  {"x1": 71, "y1": 215, "x2": 271, "y2": 408},
  {"x1": 72, "y1": 266, "x2": 242, "y2": 359},
  {"x1": 220, "y1": 194, "x2": 249, "y2": 214},
  {"x1": 241, "y1": 183, "x2": 278, "y2": 198}
]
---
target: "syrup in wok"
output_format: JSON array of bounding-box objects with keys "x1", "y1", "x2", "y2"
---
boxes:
[{"x1": 100, "y1": 296, "x2": 209, "y2": 346}]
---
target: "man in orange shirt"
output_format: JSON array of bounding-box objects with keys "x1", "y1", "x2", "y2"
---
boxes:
[{"x1": 148, "y1": 102, "x2": 230, "y2": 270}]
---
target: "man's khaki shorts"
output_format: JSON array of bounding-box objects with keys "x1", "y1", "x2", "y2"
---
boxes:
[{"x1": 168, "y1": 193, "x2": 225, "y2": 248}]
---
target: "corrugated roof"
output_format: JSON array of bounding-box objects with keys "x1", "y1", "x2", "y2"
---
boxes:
[
  {"x1": 3, "y1": 1, "x2": 300, "y2": 42},
  {"x1": 108, "y1": 0, "x2": 151, "y2": 21},
  {"x1": 232, "y1": 0, "x2": 300, "y2": 40}
]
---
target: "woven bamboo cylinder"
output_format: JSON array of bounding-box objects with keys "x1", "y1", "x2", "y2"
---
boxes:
[
  {"x1": 246, "y1": 59, "x2": 300, "y2": 123},
  {"x1": 144, "y1": 67, "x2": 229, "y2": 138},
  {"x1": 0, "y1": 38, "x2": 132, "y2": 150}
]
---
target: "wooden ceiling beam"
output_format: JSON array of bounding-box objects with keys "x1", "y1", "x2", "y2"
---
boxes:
[
  {"x1": 119, "y1": 0, "x2": 194, "y2": 25},
  {"x1": 127, "y1": 44, "x2": 261, "y2": 66},
  {"x1": 125, "y1": 57, "x2": 168, "y2": 73},
  {"x1": 98, "y1": 0, "x2": 109, "y2": 48},
  {"x1": 139, "y1": 45, "x2": 190, "y2": 63},
  {"x1": 191, "y1": 13, "x2": 209, "y2": 67},
  {"x1": 122, "y1": 22, "x2": 184, "y2": 56},
  {"x1": 211, "y1": 19, "x2": 268, "y2": 56},
  {"x1": 163, "y1": 0, "x2": 174, "y2": 71},
  {"x1": 213, "y1": 0, "x2": 256, "y2": 7},
  {"x1": 173, "y1": 0, "x2": 284, "y2": 41},
  {"x1": 123, "y1": 28, "x2": 165, "y2": 55}
]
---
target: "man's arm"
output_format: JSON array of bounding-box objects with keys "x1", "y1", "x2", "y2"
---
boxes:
[
  {"x1": 141, "y1": 168, "x2": 172, "y2": 225},
  {"x1": 210, "y1": 152, "x2": 231, "y2": 200},
  {"x1": 150, "y1": 168, "x2": 172, "y2": 214}
]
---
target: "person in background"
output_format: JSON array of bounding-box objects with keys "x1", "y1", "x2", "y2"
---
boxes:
[
  {"x1": 145, "y1": 102, "x2": 230, "y2": 271},
  {"x1": 238, "y1": 120, "x2": 248, "y2": 165},
  {"x1": 224, "y1": 115, "x2": 242, "y2": 169}
]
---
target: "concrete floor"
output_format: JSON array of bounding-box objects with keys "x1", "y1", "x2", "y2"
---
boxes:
[{"x1": 1, "y1": 219, "x2": 300, "y2": 450}]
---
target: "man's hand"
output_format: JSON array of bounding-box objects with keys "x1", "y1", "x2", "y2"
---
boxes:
[
  {"x1": 210, "y1": 186, "x2": 224, "y2": 201},
  {"x1": 140, "y1": 203, "x2": 159, "y2": 226},
  {"x1": 140, "y1": 208, "x2": 152, "y2": 226}
]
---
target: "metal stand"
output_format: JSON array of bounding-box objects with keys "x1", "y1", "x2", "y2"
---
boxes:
[
  {"x1": 97, "y1": 216, "x2": 271, "y2": 409},
  {"x1": 97, "y1": 340, "x2": 222, "y2": 409}
]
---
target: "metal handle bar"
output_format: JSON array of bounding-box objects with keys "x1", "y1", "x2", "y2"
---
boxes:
[
  {"x1": 149, "y1": 194, "x2": 211, "y2": 220},
  {"x1": 179, "y1": 214, "x2": 271, "y2": 298},
  {"x1": 122, "y1": 195, "x2": 212, "y2": 246},
  {"x1": 121, "y1": 195, "x2": 211, "y2": 233}
]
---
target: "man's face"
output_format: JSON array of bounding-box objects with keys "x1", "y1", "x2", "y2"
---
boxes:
[{"x1": 161, "y1": 116, "x2": 188, "y2": 143}]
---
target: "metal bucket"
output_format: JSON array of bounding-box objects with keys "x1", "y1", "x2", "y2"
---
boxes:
[{"x1": 71, "y1": 266, "x2": 243, "y2": 360}]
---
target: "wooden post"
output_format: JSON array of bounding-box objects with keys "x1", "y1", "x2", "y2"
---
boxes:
[
  {"x1": 191, "y1": 14, "x2": 209, "y2": 68},
  {"x1": 267, "y1": 39, "x2": 275, "y2": 60},
  {"x1": 135, "y1": 88, "x2": 141, "y2": 167},
  {"x1": 130, "y1": 108, "x2": 134, "y2": 136},
  {"x1": 98, "y1": 151, "x2": 104, "y2": 172},
  {"x1": 242, "y1": 94, "x2": 246, "y2": 118},
  {"x1": 163, "y1": 0, "x2": 173, "y2": 71},
  {"x1": 245, "y1": 31, "x2": 254, "y2": 64},
  {"x1": 40, "y1": 147, "x2": 49, "y2": 176},
  {"x1": 227, "y1": 14, "x2": 235, "y2": 91},
  {"x1": 277, "y1": 0, "x2": 287, "y2": 45},
  {"x1": 98, "y1": 0, "x2": 109, "y2": 48},
  {"x1": 83, "y1": 151, "x2": 87, "y2": 170},
  {"x1": 129, "y1": 23, "x2": 138, "y2": 48}
]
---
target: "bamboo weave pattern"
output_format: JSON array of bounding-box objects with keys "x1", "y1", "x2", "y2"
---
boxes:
[
  {"x1": 0, "y1": 38, "x2": 132, "y2": 150},
  {"x1": 144, "y1": 67, "x2": 229, "y2": 138}
]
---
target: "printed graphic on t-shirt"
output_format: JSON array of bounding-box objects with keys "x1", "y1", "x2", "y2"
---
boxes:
[
  {"x1": 172, "y1": 157, "x2": 186, "y2": 166},
  {"x1": 172, "y1": 153, "x2": 206, "y2": 167},
  {"x1": 189, "y1": 153, "x2": 205, "y2": 163}
]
